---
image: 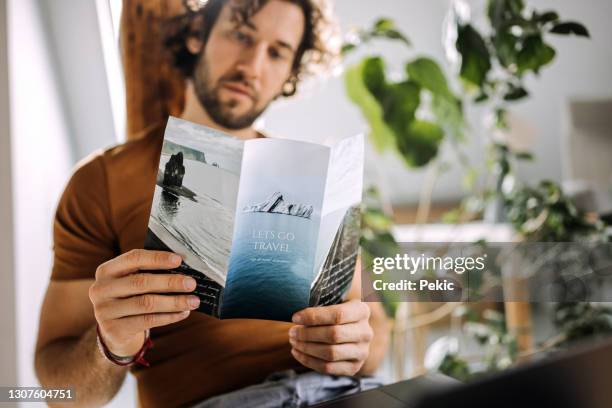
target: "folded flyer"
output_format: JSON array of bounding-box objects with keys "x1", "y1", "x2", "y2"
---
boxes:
[{"x1": 144, "y1": 117, "x2": 364, "y2": 321}]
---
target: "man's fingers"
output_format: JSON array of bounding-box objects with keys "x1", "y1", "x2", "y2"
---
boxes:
[
  {"x1": 96, "y1": 249, "x2": 182, "y2": 279},
  {"x1": 289, "y1": 321, "x2": 373, "y2": 344},
  {"x1": 290, "y1": 348, "x2": 363, "y2": 376},
  {"x1": 94, "y1": 273, "x2": 197, "y2": 299},
  {"x1": 96, "y1": 294, "x2": 200, "y2": 320},
  {"x1": 292, "y1": 300, "x2": 370, "y2": 326},
  {"x1": 289, "y1": 338, "x2": 369, "y2": 363},
  {"x1": 113, "y1": 310, "x2": 192, "y2": 334}
]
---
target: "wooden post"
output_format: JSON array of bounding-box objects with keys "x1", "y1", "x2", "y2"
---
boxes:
[
  {"x1": 504, "y1": 301, "x2": 533, "y2": 354},
  {"x1": 408, "y1": 302, "x2": 429, "y2": 376},
  {"x1": 392, "y1": 301, "x2": 431, "y2": 380},
  {"x1": 392, "y1": 303, "x2": 408, "y2": 381},
  {"x1": 120, "y1": 0, "x2": 186, "y2": 140},
  {"x1": 502, "y1": 249, "x2": 534, "y2": 353}
]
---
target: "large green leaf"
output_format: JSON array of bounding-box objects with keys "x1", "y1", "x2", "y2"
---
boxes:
[
  {"x1": 535, "y1": 11, "x2": 560, "y2": 25},
  {"x1": 395, "y1": 120, "x2": 444, "y2": 167},
  {"x1": 406, "y1": 57, "x2": 464, "y2": 139},
  {"x1": 517, "y1": 35, "x2": 556, "y2": 74},
  {"x1": 344, "y1": 61, "x2": 395, "y2": 152},
  {"x1": 362, "y1": 57, "x2": 387, "y2": 100},
  {"x1": 456, "y1": 24, "x2": 492, "y2": 88},
  {"x1": 343, "y1": 19, "x2": 462, "y2": 168},
  {"x1": 381, "y1": 80, "x2": 421, "y2": 135},
  {"x1": 550, "y1": 22, "x2": 590, "y2": 37},
  {"x1": 492, "y1": 31, "x2": 519, "y2": 69},
  {"x1": 405, "y1": 57, "x2": 452, "y2": 98},
  {"x1": 432, "y1": 94, "x2": 465, "y2": 140}
]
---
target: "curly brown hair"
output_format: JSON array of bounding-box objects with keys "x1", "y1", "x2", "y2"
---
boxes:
[{"x1": 164, "y1": 0, "x2": 339, "y2": 97}]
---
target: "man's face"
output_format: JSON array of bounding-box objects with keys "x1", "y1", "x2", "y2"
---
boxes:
[{"x1": 192, "y1": 0, "x2": 305, "y2": 129}]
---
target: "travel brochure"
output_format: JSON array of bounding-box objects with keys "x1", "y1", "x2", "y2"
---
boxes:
[{"x1": 144, "y1": 117, "x2": 364, "y2": 321}]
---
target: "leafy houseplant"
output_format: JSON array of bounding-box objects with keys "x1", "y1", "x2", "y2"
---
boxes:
[
  {"x1": 446, "y1": 0, "x2": 591, "y2": 221},
  {"x1": 343, "y1": 19, "x2": 465, "y2": 168},
  {"x1": 439, "y1": 181, "x2": 610, "y2": 380},
  {"x1": 347, "y1": 1, "x2": 609, "y2": 381},
  {"x1": 345, "y1": 18, "x2": 467, "y2": 316},
  {"x1": 344, "y1": 20, "x2": 469, "y2": 379},
  {"x1": 435, "y1": 0, "x2": 611, "y2": 380}
]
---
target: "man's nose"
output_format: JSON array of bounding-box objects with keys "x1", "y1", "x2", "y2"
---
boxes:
[{"x1": 236, "y1": 43, "x2": 267, "y2": 82}]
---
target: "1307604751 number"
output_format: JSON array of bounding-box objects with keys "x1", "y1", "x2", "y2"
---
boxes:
[{"x1": 0, "y1": 387, "x2": 75, "y2": 402}]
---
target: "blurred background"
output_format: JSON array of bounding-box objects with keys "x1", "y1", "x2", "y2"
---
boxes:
[{"x1": 1, "y1": 0, "x2": 611, "y2": 406}]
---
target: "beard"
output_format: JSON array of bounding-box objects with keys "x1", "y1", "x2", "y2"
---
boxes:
[{"x1": 192, "y1": 54, "x2": 270, "y2": 130}]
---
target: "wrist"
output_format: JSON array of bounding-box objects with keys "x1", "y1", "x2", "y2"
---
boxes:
[
  {"x1": 96, "y1": 325, "x2": 153, "y2": 367},
  {"x1": 102, "y1": 329, "x2": 146, "y2": 357}
]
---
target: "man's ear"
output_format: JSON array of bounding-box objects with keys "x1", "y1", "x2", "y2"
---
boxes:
[
  {"x1": 186, "y1": 36, "x2": 204, "y2": 55},
  {"x1": 185, "y1": 12, "x2": 205, "y2": 55},
  {"x1": 281, "y1": 76, "x2": 298, "y2": 98}
]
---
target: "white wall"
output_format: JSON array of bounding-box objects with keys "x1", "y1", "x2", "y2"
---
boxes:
[
  {"x1": 262, "y1": 0, "x2": 612, "y2": 205},
  {"x1": 0, "y1": 0, "x2": 18, "y2": 388},
  {"x1": 8, "y1": 1, "x2": 135, "y2": 405},
  {"x1": 519, "y1": 0, "x2": 612, "y2": 183},
  {"x1": 8, "y1": 0, "x2": 75, "y2": 390},
  {"x1": 38, "y1": 0, "x2": 118, "y2": 157}
]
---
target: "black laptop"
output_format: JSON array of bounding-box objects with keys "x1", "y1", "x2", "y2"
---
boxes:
[{"x1": 312, "y1": 337, "x2": 612, "y2": 408}]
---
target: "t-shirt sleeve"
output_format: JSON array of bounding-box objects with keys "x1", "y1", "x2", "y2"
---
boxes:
[{"x1": 51, "y1": 153, "x2": 118, "y2": 281}]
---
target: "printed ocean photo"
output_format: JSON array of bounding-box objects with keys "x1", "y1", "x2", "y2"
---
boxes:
[
  {"x1": 145, "y1": 117, "x2": 244, "y2": 287},
  {"x1": 220, "y1": 206, "x2": 316, "y2": 320},
  {"x1": 220, "y1": 139, "x2": 330, "y2": 321}
]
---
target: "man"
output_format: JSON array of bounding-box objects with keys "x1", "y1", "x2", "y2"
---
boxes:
[{"x1": 35, "y1": 0, "x2": 391, "y2": 406}]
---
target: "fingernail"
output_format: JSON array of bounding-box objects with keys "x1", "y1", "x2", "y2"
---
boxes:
[
  {"x1": 188, "y1": 296, "x2": 200, "y2": 309},
  {"x1": 184, "y1": 277, "x2": 196, "y2": 290},
  {"x1": 171, "y1": 254, "x2": 182, "y2": 264},
  {"x1": 288, "y1": 326, "x2": 298, "y2": 339},
  {"x1": 292, "y1": 314, "x2": 302, "y2": 324}
]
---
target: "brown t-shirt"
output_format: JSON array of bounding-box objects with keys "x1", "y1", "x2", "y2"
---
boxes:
[{"x1": 51, "y1": 123, "x2": 301, "y2": 407}]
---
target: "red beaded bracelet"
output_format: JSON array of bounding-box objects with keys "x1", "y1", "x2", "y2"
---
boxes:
[{"x1": 96, "y1": 325, "x2": 154, "y2": 367}]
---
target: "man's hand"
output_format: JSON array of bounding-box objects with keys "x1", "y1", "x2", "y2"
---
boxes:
[
  {"x1": 289, "y1": 299, "x2": 373, "y2": 376},
  {"x1": 89, "y1": 249, "x2": 200, "y2": 357}
]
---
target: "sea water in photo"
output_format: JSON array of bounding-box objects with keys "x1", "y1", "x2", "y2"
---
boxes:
[
  {"x1": 218, "y1": 137, "x2": 329, "y2": 320},
  {"x1": 150, "y1": 155, "x2": 237, "y2": 282},
  {"x1": 220, "y1": 210, "x2": 319, "y2": 321}
]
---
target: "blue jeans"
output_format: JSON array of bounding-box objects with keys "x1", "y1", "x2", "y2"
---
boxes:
[{"x1": 191, "y1": 370, "x2": 385, "y2": 408}]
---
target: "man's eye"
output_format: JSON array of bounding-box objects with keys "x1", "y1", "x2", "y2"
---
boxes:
[
  {"x1": 232, "y1": 31, "x2": 251, "y2": 44},
  {"x1": 269, "y1": 48, "x2": 285, "y2": 61}
]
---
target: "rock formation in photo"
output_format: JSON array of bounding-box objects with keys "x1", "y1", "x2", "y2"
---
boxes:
[
  {"x1": 243, "y1": 192, "x2": 313, "y2": 219},
  {"x1": 163, "y1": 152, "x2": 186, "y2": 187}
]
